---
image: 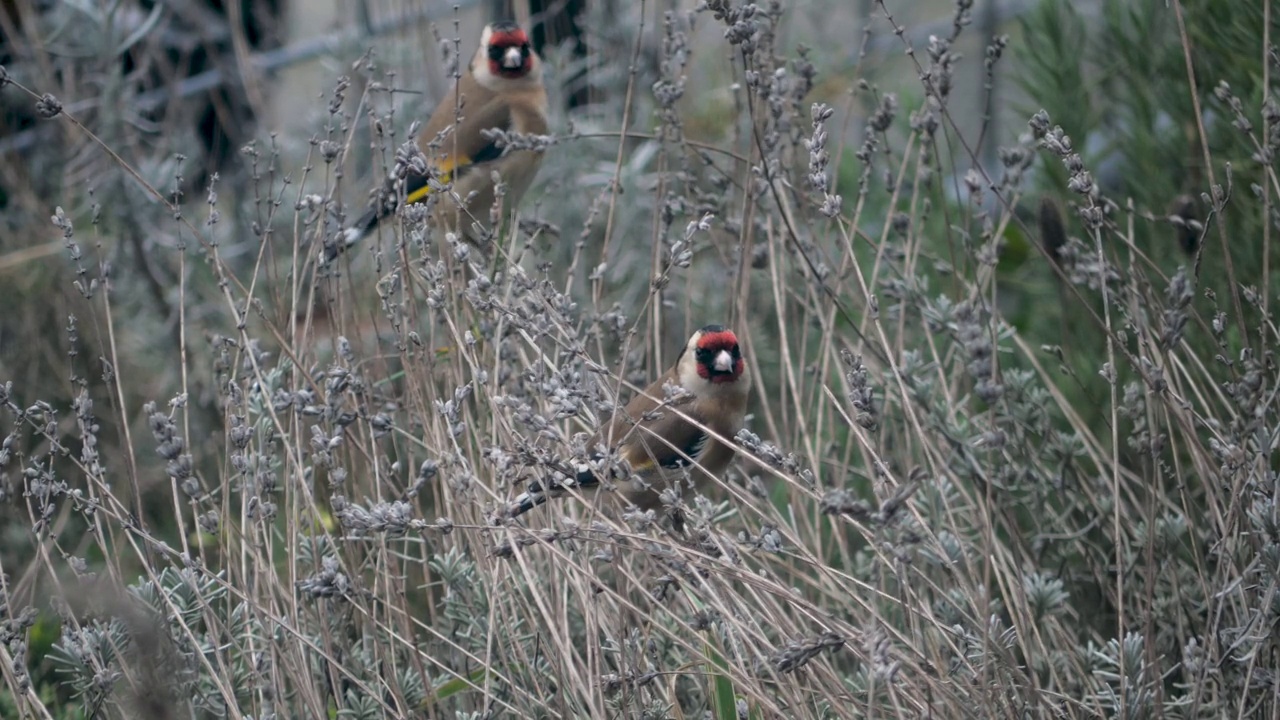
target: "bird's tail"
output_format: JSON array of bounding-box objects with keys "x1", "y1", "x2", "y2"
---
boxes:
[
  {"x1": 326, "y1": 166, "x2": 445, "y2": 264},
  {"x1": 325, "y1": 204, "x2": 387, "y2": 264},
  {"x1": 505, "y1": 467, "x2": 600, "y2": 519},
  {"x1": 506, "y1": 488, "x2": 551, "y2": 518}
]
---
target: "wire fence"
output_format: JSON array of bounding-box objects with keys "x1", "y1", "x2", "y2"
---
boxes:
[
  {"x1": 1, "y1": 0, "x2": 1049, "y2": 159},
  {"x1": 0, "y1": 0, "x2": 484, "y2": 155}
]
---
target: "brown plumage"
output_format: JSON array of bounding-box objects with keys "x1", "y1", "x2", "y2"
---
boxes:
[
  {"x1": 508, "y1": 325, "x2": 751, "y2": 518},
  {"x1": 329, "y1": 20, "x2": 549, "y2": 261}
]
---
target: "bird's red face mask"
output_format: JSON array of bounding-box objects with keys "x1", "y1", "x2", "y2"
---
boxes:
[
  {"x1": 487, "y1": 26, "x2": 534, "y2": 79},
  {"x1": 694, "y1": 330, "x2": 744, "y2": 384}
]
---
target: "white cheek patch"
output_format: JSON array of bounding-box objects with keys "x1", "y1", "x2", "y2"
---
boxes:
[{"x1": 677, "y1": 358, "x2": 700, "y2": 390}]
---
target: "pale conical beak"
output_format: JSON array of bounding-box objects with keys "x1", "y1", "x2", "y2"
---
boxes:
[
  {"x1": 713, "y1": 350, "x2": 733, "y2": 373},
  {"x1": 502, "y1": 47, "x2": 524, "y2": 69}
]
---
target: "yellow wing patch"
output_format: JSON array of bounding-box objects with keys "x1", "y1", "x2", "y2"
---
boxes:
[
  {"x1": 404, "y1": 156, "x2": 466, "y2": 205},
  {"x1": 629, "y1": 458, "x2": 658, "y2": 473},
  {"x1": 622, "y1": 431, "x2": 708, "y2": 474},
  {"x1": 622, "y1": 442, "x2": 659, "y2": 473},
  {"x1": 405, "y1": 185, "x2": 434, "y2": 205}
]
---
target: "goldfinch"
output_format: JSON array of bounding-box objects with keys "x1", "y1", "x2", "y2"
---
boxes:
[
  {"x1": 508, "y1": 325, "x2": 750, "y2": 518},
  {"x1": 330, "y1": 20, "x2": 549, "y2": 261}
]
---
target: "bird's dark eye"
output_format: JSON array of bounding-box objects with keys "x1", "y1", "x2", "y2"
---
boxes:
[{"x1": 695, "y1": 348, "x2": 712, "y2": 364}]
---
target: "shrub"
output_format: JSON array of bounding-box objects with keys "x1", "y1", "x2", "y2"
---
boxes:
[{"x1": 1, "y1": 0, "x2": 1278, "y2": 717}]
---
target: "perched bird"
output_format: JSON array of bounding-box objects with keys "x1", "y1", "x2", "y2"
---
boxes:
[
  {"x1": 508, "y1": 325, "x2": 750, "y2": 518},
  {"x1": 329, "y1": 20, "x2": 549, "y2": 261}
]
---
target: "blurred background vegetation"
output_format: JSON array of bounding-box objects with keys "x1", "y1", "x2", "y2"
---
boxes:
[{"x1": 1, "y1": 0, "x2": 1279, "y2": 717}]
